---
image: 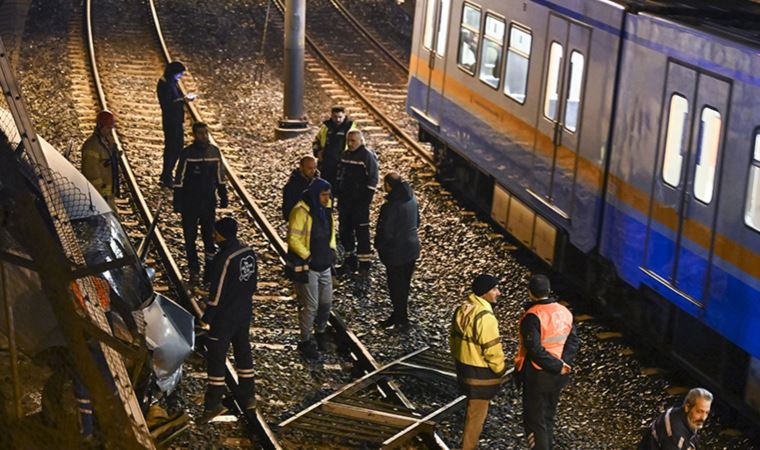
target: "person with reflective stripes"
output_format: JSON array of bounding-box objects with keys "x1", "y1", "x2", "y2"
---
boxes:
[
  {"x1": 287, "y1": 178, "x2": 337, "y2": 361},
  {"x1": 198, "y1": 217, "x2": 258, "y2": 423},
  {"x1": 335, "y1": 129, "x2": 379, "y2": 277},
  {"x1": 312, "y1": 106, "x2": 356, "y2": 188},
  {"x1": 638, "y1": 388, "x2": 712, "y2": 450},
  {"x1": 173, "y1": 122, "x2": 228, "y2": 286},
  {"x1": 81, "y1": 110, "x2": 119, "y2": 209},
  {"x1": 515, "y1": 274, "x2": 579, "y2": 450},
  {"x1": 449, "y1": 274, "x2": 506, "y2": 450}
]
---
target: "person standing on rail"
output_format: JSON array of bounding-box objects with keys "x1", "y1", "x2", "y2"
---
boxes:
[
  {"x1": 312, "y1": 106, "x2": 355, "y2": 189},
  {"x1": 375, "y1": 172, "x2": 420, "y2": 332},
  {"x1": 335, "y1": 129, "x2": 379, "y2": 277},
  {"x1": 638, "y1": 388, "x2": 712, "y2": 450},
  {"x1": 282, "y1": 154, "x2": 318, "y2": 222},
  {"x1": 198, "y1": 217, "x2": 258, "y2": 423},
  {"x1": 157, "y1": 60, "x2": 195, "y2": 187},
  {"x1": 173, "y1": 122, "x2": 228, "y2": 286},
  {"x1": 515, "y1": 274, "x2": 579, "y2": 450},
  {"x1": 287, "y1": 178, "x2": 337, "y2": 361},
  {"x1": 450, "y1": 274, "x2": 507, "y2": 450},
  {"x1": 81, "y1": 110, "x2": 119, "y2": 209}
]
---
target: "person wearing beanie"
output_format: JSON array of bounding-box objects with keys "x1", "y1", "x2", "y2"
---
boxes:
[
  {"x1": 515, "y1": 274, "x2": 579, "y2": 450},
  {"x1": 199, "y1": 217, "x2": 258, "y2": 423},
  {"x1": 450, "y1": 273, "x2": 506, "y2": 450},
  {"x1": 287, "y1": 178, "x2": 337, "y2": 361},
  {"x1": 173, "y1": 122, "x2": 228, "y2": 286},
  {"x1": 157, "y1": 60, "x2": 195, "y2": 187},
  {"x1": 375, "y1": 172, "x2": 420, "y2": 332},
  {"x1": 81, "y1": 110, "x2": 119, "y2": 209}
]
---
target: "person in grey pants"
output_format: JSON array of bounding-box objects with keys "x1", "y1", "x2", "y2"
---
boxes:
[{"x1": 286, "y1": 178, "x2": 336, "y2": 361}]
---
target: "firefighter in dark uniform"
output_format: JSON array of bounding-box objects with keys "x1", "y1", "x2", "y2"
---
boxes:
[
  {"x1": 335, "y1": 129, "x2": 379, "y2": 276},
  {"x1": 198, "y1": 217, "x2": 258, "y2": 422},
  {"x1": 157, "y1": 60, "x2": 195, "y2": 187},
  {"x1": 515, "y1": 274, "x2": 579, "y2": 450},
  {"x1": 312, "y1": 105, "x2": 356, "y2": 188},
  {"x1": 450, "y1": 274, "x2": 506, "y2": 450},
  {"x1": 173, "y1": 122, "x2": 228, "y2": 285},
  {"x1": 638, "y1": 388, "x2": 712, "y2": 450}
]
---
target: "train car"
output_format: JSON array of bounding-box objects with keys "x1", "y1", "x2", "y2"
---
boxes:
[{"x1": 407, "y1": 0, "x2": 760, "y2": 422}]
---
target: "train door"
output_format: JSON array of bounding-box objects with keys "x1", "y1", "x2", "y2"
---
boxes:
[
  {"x1": 645, "y1": 62, "x2": 730, "y2": 306},
  {"x1": 532, "y1": 14, "x2": 590, "y2": 217},
  {"x1": 419, "y1": 0, "x2": 451, "y2": 125}
]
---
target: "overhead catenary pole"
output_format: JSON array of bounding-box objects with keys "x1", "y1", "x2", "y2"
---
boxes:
[{"x1": 275, "y1": 0, "x2": 309, "y2": 139}]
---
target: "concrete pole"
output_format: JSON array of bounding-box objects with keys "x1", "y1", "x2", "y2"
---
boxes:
[{"x1": 276, "y1": 0, "x2": 309, "y2": 139}]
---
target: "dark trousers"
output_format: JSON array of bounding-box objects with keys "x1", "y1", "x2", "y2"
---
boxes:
[
  {"x1": 205, "y1": 318, "x2": 254, "y2": 410},
  {"x1": 338, "y1": 202, "x2": 371, "y2": 270},
  {"x1": 181, "y1": 208, "x2": 215, "y2": 275},
  {"x1": 161, "y1": 124, "x2": 183, "y2": 186},
  {"x1": 385, "y1": 260, "x2": 415, "y2": 322},
  {"x1": 522, "y1": 383, "x2": 562, "y2": 450}
]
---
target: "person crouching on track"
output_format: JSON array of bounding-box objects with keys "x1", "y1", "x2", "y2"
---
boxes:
[
  {"x1": 335, "y1": 129, "x2": 379, "y2": 278},
  {"x1": 450, "y1": 274, "x2": 507, "y2": 450},
  {"x1": 515, "y1": 274, "x2": 579, "y2": 450},
  {"x1": 375, "y1": 172, "x2": 420, "y2": 332},
  {"x1": 173, "y1": 122, "x2": 229, "y2": 286},
  {"x1": 198, "y1": 217, "x2": 258, "y2": 423},
  {"x1": 81, "y1": 110, "x2": 119, "y2": 209},
  {"x1": 287, "y1": 178, "x2": 336, "y2": 361}
]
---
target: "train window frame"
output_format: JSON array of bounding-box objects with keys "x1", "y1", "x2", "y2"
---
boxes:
[
  {"x1": 744, "y1": 131, "x2": 760, "y2": 232},
  {"x1": 543, "y1": 41, "x2": 563, "y2": 122},
  {"x1": 562, "y1": 50, "x2": 585, "y2": 133},
  {"x1": 423, "y1": 0, "x2": 437, "y2": 51},
  {"x1": 457, "y1": 2, "x2": 482, "y2": 76},
  {"x1": 436, "y1": 0, "x2": 451, "y2": 57},
  {"x1": 692, "y1": 106, "x2": 722, "y2": 204},
  {"x1": 503, "y1": 23, "x2": 532, "y2": 104},
  {"x1": 477, "y1": 13, "x2": 506, "y2": 90},
  {"x1": 662, "y1": 94, "x2": 689, "y2": 188},
  {"x1": 423, "y1": 0, "x2": 451, "y2": 57}
]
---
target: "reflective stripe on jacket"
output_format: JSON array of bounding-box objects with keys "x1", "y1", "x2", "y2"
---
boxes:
[
  {"x1": 81, "y1": 131, "x2": 118, "y2": 203},
  {"x1": 515, "y1": 302, "x2": 573, "y2": 371},
  {"x1": 287, "y1": 199, "x2": 336, "y2": 272}
]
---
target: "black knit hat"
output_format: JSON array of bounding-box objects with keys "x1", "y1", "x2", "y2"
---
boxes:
[
  {"x1": 528, "y1": 274, "x2": 551, "y2": 298},
  {"x1": 471, "y1": 274, "x2": 498, "y2": 296},
  {"x1": 214, "y1": 217, "x2": 238, "y2": 240},
  {"x1": 165, "y1": 60, "x2": 186, "y2": 77}
]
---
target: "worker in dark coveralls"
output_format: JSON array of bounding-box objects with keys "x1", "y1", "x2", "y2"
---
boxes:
[
  {"x1": 312, "y1": 105, "x2": 355, "y2": 188},
  {"x1": 375, "y1": 172, "x2": 419, "y2": 332},
  {"x1": 198, "y1": 217, "x2": 258, "y2": 422},
  {"x1": 282, "y1": 154, "x2": 318, "y2": 222},
  {"x1": 81, "y1": 110, "x2": 119, "y2": 209},
  {"x1": 287, "y1": 178, "x2": 336, "y2": 361},
  {"x1": 638, "y1": 388, "x2": 712, "y2": 450},
  {"x1": 515, "y1": 274, "x2": 579, "y2": 450},
  {"x1": 335, "y1": 129, "x2": 378, "y2": 276},
  {"x1": 450, "y1": 274, "x2": 506, "y2": 450},
  {"x1": 157, "y1": 60, "x2": 195, "y2": 187},
  {"x1": 173, "y1": 122, "x2": 228, "y2": 286}
]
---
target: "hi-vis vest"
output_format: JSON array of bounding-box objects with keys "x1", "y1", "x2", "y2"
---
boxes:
[{"x1": 515, "y1": 302, "x2": 573, "y2": 371}]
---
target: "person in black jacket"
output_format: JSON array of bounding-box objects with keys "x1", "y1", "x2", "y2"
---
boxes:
[
  {"x1": 157, "y1": 60, "x2": 195, "y2": 187},
  {"x1": 515, "y1": 275, "x2": 579, "y2": 450},
  {"x1": 638, "y1": 388, "x2": 712, "y2": 450},
  {"x1": 374, "y1": 172, "x2": 419, "y2": 331},
  {"x1": 312, "y1": 106, "x2": 355, "y2": 188},
  {"x1": 199, "y1": 217, "x2": 258, "y2": 422},
  {"x1": 173, "y1": 122, "x2": 228, "y2": 285},
  {"x1": 282, "y1": 155, "x2": 318, "y2": 222},
  {"x1": 336, "y1": 129, "x2": 379, "y2": 276}
]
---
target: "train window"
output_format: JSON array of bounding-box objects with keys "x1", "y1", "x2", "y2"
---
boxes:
[
  {"x1": 457, "y1": 4, "x2": 481, "y2": 74},
  {"x1": 424, "y1": 0, "x2": 436, "y2": 50},
  {"x1": 423, "y1": 0, "x2": 451, "y2": 56},
  {"x1": 745, "y1": 133, "x2": 760, "y2": 231},
  {"x1": 662, "y1": 94, "x2": 689, "y2": 188},
  {"x1": 563, "y1": 51, "x2": 585, "y2": 132},
  {"x1": 504, "y1": 24, "x2": 532, "y2": 103},
  {"x1": 543, "y1": 42, "x2": 563, "y2": 121},
  {"x1": 436, "y1": 0, "x2": 451, "y2": 56},
  {"x1": 693, "y1": 107, "x2": 722, "y2": 204},
  {"x1": 478, "y1": 15, "x2": 505, "y2": 88}
]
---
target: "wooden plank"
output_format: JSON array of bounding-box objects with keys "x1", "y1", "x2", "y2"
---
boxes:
[{"x1": 322, "y1": 402, "x2": 425, "y2": 428}]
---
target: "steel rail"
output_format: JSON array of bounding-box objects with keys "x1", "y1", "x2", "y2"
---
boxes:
[
  {"x1": 84, "y1": 2, "x2": 279, "y2": 448},
  {"x1": 271, "y1": 0, "x2": 435, "y2": 168}
]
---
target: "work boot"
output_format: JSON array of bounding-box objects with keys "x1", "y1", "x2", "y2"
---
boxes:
[
  {"x1": 197, "y1": 405, "x2": 227, "y2": 424},
  {"x1": 395, "y1": 319, "x2": 411, "y2": 333},
  {"x1": 298, "y1": 339, "x2": 320, "y2": 361},
  {"x1": 315, "y1": 332, "x2": 329, "y2": 352},
  {"x1": 379, "y1": 316, "x2": 396, "y2": 329},
  {"x1": 188, "y1": 271, "x2": 200, "y2": 287}
]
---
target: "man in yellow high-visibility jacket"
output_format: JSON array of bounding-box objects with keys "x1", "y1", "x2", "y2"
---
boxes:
[{"x1": 450, "y1": 274, "x2": 506, "y2": 450}]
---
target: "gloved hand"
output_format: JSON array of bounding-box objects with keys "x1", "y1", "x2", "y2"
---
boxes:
[{"x1": 219, "y1": 195, "x2": 229, "y2": 209}]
